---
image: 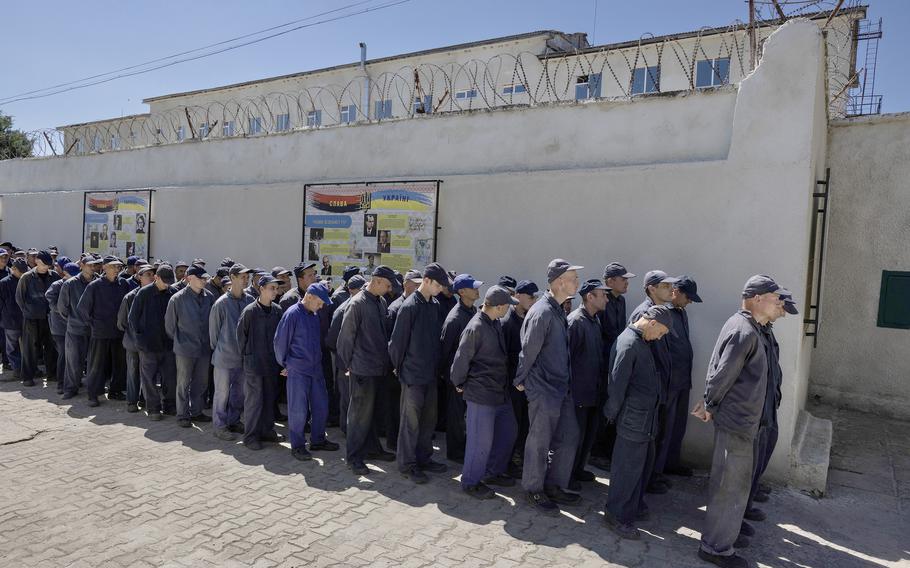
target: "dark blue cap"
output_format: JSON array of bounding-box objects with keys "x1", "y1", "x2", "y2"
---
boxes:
[
  {"x1": 371, "y1": 265, "x2": 397, "y2": 282},
  {"x1": 742, "y1": 275, "x2": 780, "y2": 298},
  {"x1": 642, "y1": 304, "x2": 674, "y2": 331},
  {"x1": 126, "y1": 256, "x2": 139, "y2": 266},
  {"x1": 674, "y1": 275, "x2": 703, "y2": 303},
  {"x1": 578, "y1": 278, "x2": 610, "y2": 297},
  {"x1": 422, "y1": 263, "x2": 451, "y2": 287},
  {"x1": 271, "y1": 266, "x2": 291, "y2": 277},
  {"x1": 498, "y1": 275, "x2": 517, "y2": 290},
  {"x1": 220, "y1": 257, "x2": 235, "y2": 267},
  {"x1": 306, "y1": 283, "x2": 332, "y2": 305},
  {"x1": 0, "y1": 248, "x2": 7, "y2": 256},
  {"x1": 603, "y1": 263, "x2": 635, "y2": 279},
  {"x1": 258, "y1": 275, "x2": 279, "y2": 287},
  {"x1": 347, "y1": 274, "x2": 367, "y2": 290},
  {"x1": 453, "y1": 274, "x2": 483, "y2": 291},
  {"x1": 342, "y1": 265, "x2": 361, "y2": 282},
  {"x1": 102, "y1": 255, "x2": 124, "y2": 266},
  {"x1": 186, "y1": 265, "x2": 209, "y2": 279},
  {"x1": 36, "y1": 250, "x2": 54, "y2": 266},
  {"x1": 63, "y1": 262, "x2": 80, "y2": 277},
  {"x1": 484, "y1": 285, "x2": 519, "y2": 307},
  {"x1": 56, "y1": 256, "x2": 72, "y2": 269},
  {"x1": 11, "y1": 258, "x2": 28, "y2": 271},
  {"x1": 293, "y1": 261, "x2": 317, "y2": 277},
  {"x1": 643, "y1": 270, "x2": 679, "y2": 289},
  {"x1": 175, "y1": 260, "x2": 189, "y2": 268},
  {"x1": 515, "y1": 280, "x2": 539, "y2": 296},
  {"x1": 778, "y1": 288, "x2": 799, "y2": 314}
]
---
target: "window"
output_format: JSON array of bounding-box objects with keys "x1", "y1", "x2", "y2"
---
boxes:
[
  {"x1": 92, "y1": 135, "x2": 102, "y2": 152},
  {"x1": 176, "y1": 126, "x2": 186, "y2": 141},
  {"x1": 199, "y1": 123, "x2": 210, "y2": 138},
  {"x1": 111, "y1": 135, "x2": 120, "y2": 150},
  {"x1": 877, "y1": 271, "x2": 910, "y2": 329},
  {"x1": 306, "y1": 110, "x2": 321, "y2": 127},
  {"x1": 413, "y1": 95, "x2": 432, "y2": 114},
  {"x1": 631, "y1": 66, "x2": 660, "y2": 95},
  {"x1": 575, "y1": 73, "x2": 602, "y2": 100},
  {"x1": 340, "y1": 104, "x2": 357, "y2": 123},
  {"x1": 223, "y1": 121, "x2": 235, "y2": 137},
  {"x1": 502, "y1": 84, "x2": 527, "y2": 95},
  {"x1": 276, "y1": 113, "x2": 291, "y2": 131},
  {"x1": 248, "y1": 117, "x2": 262, "y2": 135},
  {"x1": 696, "y1": 57, "x2": 730, "y2": 88},
  {"x1": 455, "y1": 89, "x2": 478, "y2": 100},
  {"x1": 374, "y1": 99, "x2": 392, "y2": 119}
]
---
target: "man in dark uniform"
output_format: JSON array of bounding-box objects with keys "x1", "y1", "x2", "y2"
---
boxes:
[
  {"x1": 118, "y1": 264, "x2": 156, "y2": 412},
  {"x1": 450, "y1": 285, "x2": 519, "y2": 499},
  {"x1": 381, "y1": 269, "x2": 420, "y2": 450},
  {"x1": 129, "y1": 265, "x2": 178, "y2": 420},
  {"x1": 516, "y1": 259, "x2": 583, "y2": 515},
  {"x1": 58, "y1": 255, "x2": 97, "y2": 398},
  {"x1": 0, "y1": 248, "x2": 10, "y2": 373},
  {"x1": 439, "y1": 273, "x2": 483, "y2": 463},
  {"x1": 658, "y1": 276, "x2": 703, "y2": 479},
  {"x1": 325, "y1": 275, "x2": 366, "y2": 435},
  {"x1": 337, "y1": 266, "x2": 397, "y2": 475},
  {"x1": 502, "y1": 279, "x2": 538, "y2": 477},
  {"x1": 16, "y1": 249, "x2": 60, "y2": 386},
  {"x1": 603, "y1": 304, "x2": 673, "y2": 540},
  {"x1": 0, "y1": 259, "x2": 27, "y2": 382},
  {"x1": 389, "y1": 263, "x2": 451, "y2": 484},
  {"x1": 694, "y1": 275, "x2": 781, "y2": 568},
  {"x1": 78, "y1": 256, "x2": 130, "y2": 406},
  {"x1": 236, "y1": 275, "x2": 284, "y2": 449},
  {"x1": 628, "y1": 269, "x2": 679, "y2": 494},
  {"x1": 568, "y1": 278, "x2": 609, "y2": 490},
  {"x1": 46, "y1": 262, "x2": 79, "y2": 394}
]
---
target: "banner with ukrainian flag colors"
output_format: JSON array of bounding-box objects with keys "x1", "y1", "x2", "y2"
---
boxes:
[
  {"x1": 303, "y1": 181, "x2": 439, "y2": 287},
  {"x1": 83, "y1": 190, "x2": 152, "y2": 259}
]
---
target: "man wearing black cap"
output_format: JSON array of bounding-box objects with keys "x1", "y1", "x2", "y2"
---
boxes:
[
  {"x1": 323, "y1": 265, "x2": 360, "y2": 427},
  {"x1": 568, "y1": 279, "x2": 610, "y2": 490},
  {"x1": 236, "y1": 275, "x2": 284, "y2": 449},
  {"x1": 603, "y1": 304, "x2": 673, "y2": 539},
  {"x1": 244, "y1": 268, "x2": 266, "y2": 299},
  {"x1": 325, "y1": 274, "x2": 366, "y2": 434},
  {"x1": 275, "y1": 283, "x2": 339, "y2": 460},
  {"x1": 0, "y1": 248, "x2": 9, "y2": 372},
  {"x1": 380, "y1": 269, "x2": 420, "y2": 448},
  {"x1": 515, "y1": 259, "x2": 583, "y2": 514},
  {"x1": 439, "y1": 273, "x2": 483, "y2": 463},
  {"x1": 502, "y1": 279, "x2": 538, "y2": 477},
  {"x1": 118, "y1": 265, "x2": 156, "y2": 412},
  {"x1": 450, "y1": 285, "x2": 519, "y2": 499},
  {"x1": 628, "y1": 269, "x2": 679, "y2": 494},
  {"x1": 58, "y1": 256, "x2": 98, "y2": 398},
  {"x1": 16, "y1": 250, "x2": 61, "y2": 386},
  {"x1": 77, "y1": 256, "x2": 131, "y2": 405},
  {"x1": 694, "y1": 275, "x2": 781, "y2": 568},
  {"x1": 173, "y1": 261, "x2": 190, "y2": 291},
  {"x1": 279, "y1": 262, "x2": 318, "y2": 310},
  {"x1": 271, "y1": 267, "x2": 292, "y2": 297},
  {"x1": 208, "y1": 264, "x2": 255, "y2": 440},
  {"x1": 129, "y1": 264, "x2": 179, "y2": 419},
  {"x1": 337, "y1": 266, "x2": 397, "y2": 474},
  {"x1": 389, "y1": 262, "x2": 451, "y2": 484},
  {"x1": 498, "y1": 276, "x2": 517, "y2": 295},
  {"x1": 0, "y1": 259, "x2": 27, "y2": 381},
  {"x1": 165, "y1": 264, "x2": 216, "y2": 426},
  {"x1": 205, "y1": 267, "x2": 230, "y2": 299},
  {"x1": 658, "y1": 276, "x2": 703, "y2": 479}
]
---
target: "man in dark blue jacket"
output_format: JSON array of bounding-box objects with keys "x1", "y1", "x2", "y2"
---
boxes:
[
  {"x1": 128, "y1": 264, "x2": 177, "y2": 420},
  {"x1": 78, "y1": 256, "x2": 131, "y2": 406},
  {"x1": 450, "y1": 285, "x2": 518, "y2": 499},
  {"x1": 58, "y1": 255, "x2": 97, "y2": 398},
  {"x1": 325, "y1": 275, "x2": 366, "y2": 435},
  {"x1": 16, "y1": 250, "x2": 60, "y2": 386},
  {"x1": 603, "y1": 304, "x2": 673, "y2": 540},
  {"x1": 237, "y1": 275, "x2": 284, "y2": 449},
  {"x1": 0, "y1": 258, "x2": 27, "y2": 381},
  {"x1": 515, "y1": 259, "x2": 583, "y2": 515},
  {"x1": 274, "y1": 282, "x2": 339, "y2": 460},
  {"x1": 118, "y1": 265, "x2": 156, "y2": 412},
  {"x1": 389, "y1": 263, "x2": 450, "y2": 484},
  {"x1": 502, "y1": 279, "x2": 538, "y2": 477},
  {"x1": 46, "y1": 262, "x2": 80, "y2": 394}
]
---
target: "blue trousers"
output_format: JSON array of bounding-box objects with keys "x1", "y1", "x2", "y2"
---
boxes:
[
  {"x1": 53, "y1": 335, "x2": 67, "y2": 387},
  {"x1": 63, "y1": 332, "x2": 89, "y2": 395},
  {"x1": 125, "y1": 349, "x2": 140, "y2": 404},
  {"x1": 607, "y1": 432, "x2": 655, "y2": 524},
  {"x1": 287, "y1": 371, "x2": 328, "y2": 450},
  {"x1": 653, "y1": 388, "x2": 690, "y2": 475},
  {"x1": 462, "y1": 400, "x2": 517, "y2": 488},
  {"x1": 213, "y1": 367, "x2": 244, "y2": 430},
  {"x1": 4, "y1": 329, "x2": 21, "y2": 373}
]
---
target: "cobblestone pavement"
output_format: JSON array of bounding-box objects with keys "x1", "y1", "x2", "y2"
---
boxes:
[{"x1": 1, "y1": 375, "x2": 907, "y2": 568}]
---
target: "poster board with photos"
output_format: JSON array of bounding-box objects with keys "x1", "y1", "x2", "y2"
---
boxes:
[
  {"x1": 303, "y1": 181, "x2": 439, "y2": 287},
  {"x1": 83, "y1": 190, "x2": 152, "y2": 259}
]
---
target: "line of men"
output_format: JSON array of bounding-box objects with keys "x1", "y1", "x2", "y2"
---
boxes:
[{"x1": 0, "y1": 245, "x2": 794, "y2": 568}]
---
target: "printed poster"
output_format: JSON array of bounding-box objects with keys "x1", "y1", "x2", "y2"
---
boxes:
[
  {"x1": 83, "y1": 190, "x2": 151, "y2": 259},
  {"x1": 303, "y1": 181, "x2": 439, "y2": 287}
]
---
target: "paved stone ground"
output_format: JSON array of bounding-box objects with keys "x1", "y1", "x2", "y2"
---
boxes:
[{"x1": 1, "y1": 374, "x2": 907, "y2": 568}]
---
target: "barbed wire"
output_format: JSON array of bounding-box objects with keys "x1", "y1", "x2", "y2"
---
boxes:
[{"x1": 2, "y1": 2, "x2": 868, "y2": 161}]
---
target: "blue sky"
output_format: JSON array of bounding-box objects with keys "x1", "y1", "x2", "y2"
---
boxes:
[{"x1": 1, "y1": 0, "x2": 905, "y2": 132}]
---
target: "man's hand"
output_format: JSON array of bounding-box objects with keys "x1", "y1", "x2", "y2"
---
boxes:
[
  {"x1": 691, "y1": 401, "x2": 712, "y2": 422},
  {"x1": 515, "y1": 384, "x2": 525, "y2": 392},
  {"x1": 280, "y1": 369, "x2": 288, "y2": 377},
  {"x1": 455, "y1": 386, "x2": 463, "y2": 393}
]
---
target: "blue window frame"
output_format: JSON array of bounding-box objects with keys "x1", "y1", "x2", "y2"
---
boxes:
[
  {"x1": 631, "y1": 66, "x2": 660, "y2": 95},
  {"x1": 306, "y1": 111, "x2": 321, "y2": 127},
  {"x1": 503, "y1": 83, "x2": 527, "y2": 95},
  {"x1": 276, "y1": 114, "x2": 291, "y2": 131},
  {"x1": 248, "y1": 117, "x2": 262, "y2": 135},
  {"x1": 455, "y1": 89, "x2": 478, "y2": 100},
  {"x1": 413, "y1": 95, "x2": 432, "y2": 114},
  {"x1": 696, "y1": 58, "x2": 731, "y2": 88},
  {"x1": 374, "y1": 99, "x2": 392, "y2": 119},
  {"x1": 340, "y1": 104, "x2": 357, "y2": 123},
  {"x1": 575, "y1": 73, "x2": 602, "y2": 100}
]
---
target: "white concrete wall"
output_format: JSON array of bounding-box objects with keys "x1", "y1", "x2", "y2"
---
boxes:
[
  {"x1": 810, "y1": 113, "x2": 910, "y2": 420},
  {"x1": 0, "y1": 21, "x2": 828, "y2": 481}
]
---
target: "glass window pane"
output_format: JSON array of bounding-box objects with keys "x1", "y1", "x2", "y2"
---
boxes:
[
  {"x1": 646, "y1": 66, "x2": 660, "y2": 93},
  {"x1": 696, "y1": 60, "x2": 712, "y2": 87},
  {"x1": 631, "y1": 68, "x2": 645, "y2": 95},
  {"x1": 716, "y1": 58, "x2": 730, "y2": 85}
]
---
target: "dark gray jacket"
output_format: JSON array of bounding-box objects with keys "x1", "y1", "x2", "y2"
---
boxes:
[
  {"x1": 599, "y1": 292, "x2": 627, "y2": 354},
  {"x1": 450, "y1": 311, "x2": 510, "y2": 406},
  {"x1": 388, "y1": 290, "x2": 442, "y2": 386},
  {"x1": 236, "y1": 300, "x2": 283, "y2": 376},
  {"x1": 337, "y1": 290, "x2": 390, "y2": 377},
  {"x1": 440, "y1": 300, "x2": 476, "y2": 381},
  {"x1": 760, "y1": 324, "x2": 782, "y2": 427},
  {"x1": 16, "y1": 268, "x2": 60, "y2": 320},
  {"x1": 514, "y1": 292, "x2": 570, "y2": 402},
  {"x1": 605, "y1": 326, "x2": 662, "y2": 442},
  {"x1": 629, "y1": 297, "x2": 671, "y2": 402},
  {"x1": 165, "y1": 286, "x2": 216, "y2": 358},
  {"x1": 77, "y1": 276, "x2": 131, "y2": 340},
  {"x1": 209, "y1": 291, "x2": 254, "y2": 369},
  {"x1": 703, "y1": 310, "x2": 769, "y2": 435},
  {"x1": 45, "y1": 278, "x2": 68, "y2": 336},
  {"x1": 118, "y1": 287, "x2": 140, "y2": 352},
  {"x1": 326, "y1": 296, "x2": 352, "y2": 353},
  {"x1": 59, "y1": 273, "x2": 94, "y2": 337},
  {"x1": 667, "y1": 307, "x2": 694, "y2": 392},
  {"x1": 568, "y1": 306, "x2": 605, "y2": 407},
  {"x1": 501, "y1": 306, "x2": 524, "y2": 382},
  {"x1": 129, "y1": 283, "x2": 176, "y2": 353}
]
